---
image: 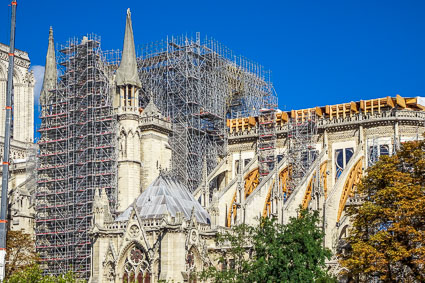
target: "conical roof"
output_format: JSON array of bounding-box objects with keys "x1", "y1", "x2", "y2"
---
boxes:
[
  {"x1": 115, "y1": 9, "x2": 142, "y2": 88},
  {"x1": 141, "y1": 99, "x2": 163, "y2": 118},
  {"x1": 116, "y1": 175, "x2": 210, "y2": 224},
  {"x1": 40, "y1": 27, "x2": 57, "y2": 105}
]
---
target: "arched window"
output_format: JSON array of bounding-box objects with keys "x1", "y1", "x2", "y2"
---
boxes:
[
  {"x1": 122, "y1": 246, "x2": 151, "y2": 283},
  {"x1": 186, "y1": 248, "x2": 199, "y2": 283}
]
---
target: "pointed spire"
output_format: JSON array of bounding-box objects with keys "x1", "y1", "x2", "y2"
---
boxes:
[
  {"x1": 116, "y1": 8, "x2": 142, "y2": 88},
  {"x1": 141, "y1": 97, "x2": 163, "y2": 118},
  {"x1": 40, "y1": 27, "x2": 57, "y2": 106}
]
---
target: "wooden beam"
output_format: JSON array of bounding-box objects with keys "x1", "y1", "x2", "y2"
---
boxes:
[
  {"x1": 360, "y1": 100, "x2": 365, "y2": 111},
  {"x1": 350, "y1": 101, "x2": 358, "y2": 113},
  {"x1": 315, "y1": 106, "x2": 323, "y2": 117},
  {"x1": 405, "y1": 97, "x2": 417, "y2": 105},
  {"x1": 386, "y1": 96, "x2": 395, "y2": 108},
  {"x1": 281, "y1": 111, "x2": 289, "y2": 122},
  {"x1": 325, "y1": 105, "x2": 331, "y2": 115},
  {"x1": 396, "y1": 94, "x2": 406, "y2": 108}
]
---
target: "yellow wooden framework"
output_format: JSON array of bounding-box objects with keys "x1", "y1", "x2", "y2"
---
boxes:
[
  {"x1": 262, "y1": 166, "x2": 291, "y2": 217},
  {"x1": 336, "y1": 157, "x2": 363, "y2": 222},
  {"x1": 227, "y1": 95, "x2": 425, "y2": 133},
  {"x1": 301, "y1": 162, "x2": 328, "y2": 209},
  {"x1": 227, "y1": 167, "x2": 260, "y2": 227},
  {"x1": 227, "y1": 116, "x2": 256, "y2": 133}
]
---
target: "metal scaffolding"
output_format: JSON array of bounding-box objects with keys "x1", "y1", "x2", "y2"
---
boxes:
[
  {"x1": 36, "y1": 34, "x2": 117, "y2": 279},
  {"x1": 137, "y1": 33, "x2": 276, "y2": 191},
  {"x1": 258, "y1": 105, "x2": 277, "y2": 179},
  {"x1": 35, "y1": 32, "x2": 276, "y2": 277},
  {"x1": 287, "y1": 111, "x2": 317, "y2": 193}
]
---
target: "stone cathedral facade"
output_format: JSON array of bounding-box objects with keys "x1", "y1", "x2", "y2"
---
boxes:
[
  {"x1": 5, "y1": 8, "x2": 425, "y2": 283},
  {"x1": 87, "y1": 11, "x2": 425, "y2": 282},
  {"x1": 0, "y1": 43, "x2": 35, "y2": 235}
]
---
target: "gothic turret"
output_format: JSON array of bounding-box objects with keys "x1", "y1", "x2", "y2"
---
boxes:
[
  {"x1": 116, "y1": 9, "x2": 143, "y2": 212},
  {"x1": 40, "y1": 27, "x2": 57, "y2": 111}
]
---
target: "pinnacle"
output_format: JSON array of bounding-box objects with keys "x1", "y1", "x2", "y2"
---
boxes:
[
  {"x1": 115, "y1": 8, "x2": 141, "y2": 88},
  {"x1": 40, "y1": 26, "x2": 57, "y2": 106}
]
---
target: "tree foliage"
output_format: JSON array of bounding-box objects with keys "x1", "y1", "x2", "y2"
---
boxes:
[
  {"x1": 201, "y1": 209, "x2": 334, "y2": 282},
  {"x1": 5, "y1": 230, "x2": 38, "y2": 279},
  {"x1": 340, "y1": 139, "x2": 425, "y2": 282},
  {"x1": 6, "y1": 264, "x2": 78, "y2": 283},
  {"x1": 5, "y1": 230, "x2": 79, "y2": 282}
]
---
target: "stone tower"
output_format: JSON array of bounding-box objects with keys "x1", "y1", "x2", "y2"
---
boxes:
[
  {"x1": 139, "y1": 99, "x2": 172, "y2": 190},
  {"x1": 115, "y1": 9, "x2": 143, "y2": 212}
]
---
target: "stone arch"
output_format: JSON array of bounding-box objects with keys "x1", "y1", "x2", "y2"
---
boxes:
[
  {"x1": 117, "y1": 240, "x2": 152, "y2": 283},
  {"x1": 127, "y1": 129, "x2": 135, "y2": 138},
  {"x1": 339, "y1": 224, "x2": 349, "y2": 240},
  {"x1": 0, "y1": 62, "x2": 24, "y2": 83},
  {"x1": 102, "y1": 260, "x2": 116, "y2": 283},
  {"x1": 185, "y1": 244, "x2": 204, "y2": 282},
  {"x1": 13, "y1": 67, "x2": 24, "y2": 85}
]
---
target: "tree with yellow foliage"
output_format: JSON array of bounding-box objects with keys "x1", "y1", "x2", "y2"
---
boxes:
[
  {"x1": 340, "y1": 139, "x2": 425, "y2": 282},
  {"x1": 5, "y1": 230, "x2": 38, "y2": 279}
]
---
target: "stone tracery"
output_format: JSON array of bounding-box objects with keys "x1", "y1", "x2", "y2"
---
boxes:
[{"x1": 122, "y1": 246, "x2": 151, "y2": 283}]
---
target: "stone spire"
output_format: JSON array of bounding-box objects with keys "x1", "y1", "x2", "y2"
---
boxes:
[
  {"x1": 141, "y1": 98, "x2": 163, "y2": 118},
  {"x1": 40, "y1": 27, "x2": 57, "y2": 106},
  {"x1": 116, "y1": 8, "x2": 141, "y2": 88}
]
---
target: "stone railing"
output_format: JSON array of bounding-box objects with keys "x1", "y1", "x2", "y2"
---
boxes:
[
  {"x1": 317, "y1": 109, "x2": 425, "y2": 128},
  {"x1": 105, "y1": 221, "x2": 127, "y2": 230},
  {"x1": 139, "y1": 116, "x2": 171, "y2": 129}
]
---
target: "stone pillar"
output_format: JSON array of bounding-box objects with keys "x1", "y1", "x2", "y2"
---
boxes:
[
  {"x1": 117, "y1": 113, "x2": 141, "y2": 212},
  {"x1": 159, "y1": 226, "x2": 186, "y2": 281}
]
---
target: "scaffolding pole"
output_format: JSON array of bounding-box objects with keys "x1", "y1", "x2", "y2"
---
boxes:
[{"x1": 0, "y1": 1, "x2": 17, "y2": 281}]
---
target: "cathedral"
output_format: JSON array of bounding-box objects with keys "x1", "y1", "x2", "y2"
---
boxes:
[
  {"x1": 2, "y1": 8, "x2": 425, "y2": 283},
  {"x1": 0, "y1": 41, "x2": 35, "y2": 236}
]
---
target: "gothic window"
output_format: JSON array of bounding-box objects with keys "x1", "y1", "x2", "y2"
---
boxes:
[
  {"x1": 186, "y1": 250, "x2": 194, "y2": 269},
  {"x1": 244, "y1": 158, "x2": 251, "y2": 167},
  {"x1": 368, "y1": 144, "x2": 389, "y2": 166},
  {"x1": 186, "y1": 248, "x2": 199, "y2": 283},
  {"x1": 277, "y1": 154, "x2": 283, "y2": 163},
  {"x1": 335, "y1": 147, "x2": 354, "y2": 180},
  {"x1": 235, "y1": 160, "x2": 240, "y2": 174},
  {"x1": 380, "y1": 144, "x2": 389, "y2": 156},
  {"x1": 127, "y1": 86, "x2": 132, "y2": 107},
  {"x1": 122, "y1": 246, "x2": 151, "y2": 283}
]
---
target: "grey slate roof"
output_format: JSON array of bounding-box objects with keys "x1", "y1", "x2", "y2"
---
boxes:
[
  {"x1": 115, "y1": 9, "x2": 142, "y2": 88},
  {"x1": 116, "y1": 175, "x2": 210, "y2": 224}
]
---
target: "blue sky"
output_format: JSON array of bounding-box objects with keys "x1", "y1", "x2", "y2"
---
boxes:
[{"x1": 1, "y1": 0, "x2": 425, "y2": 121}]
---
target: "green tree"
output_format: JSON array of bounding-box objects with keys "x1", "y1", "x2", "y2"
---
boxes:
[
  {"x1": 6, "y1": 264, "x2": 78, "y2": 283},
  {"x1": 201, "y1": 209, "x2": 334, "y2": 282},
  {"x1": 340, "y1": 139, "x2": 425, "y2": 282}
]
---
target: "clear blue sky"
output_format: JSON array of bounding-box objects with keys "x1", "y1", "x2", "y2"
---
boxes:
[{"x1": 1, "y1": 0, "x2": 425, "y2": 113}]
